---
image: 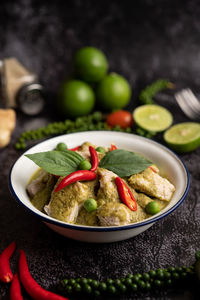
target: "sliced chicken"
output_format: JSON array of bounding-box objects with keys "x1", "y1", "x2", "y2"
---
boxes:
[
  {"x1": 97, "y1": 168, "x2": 120, "y2": 205},
  {"x1": 44, "y1": 180, "x2": 89, "y2": 223},
  {"x1": 76, "y1": 141, "x2": 94, "y2": 160},
  {"x1": 128, "y1": 167, "x2": 175, "y2": 201},
  {"x1": 26, "y1": 169, "x2": 49, "y2": 198},
  {"x1": 97, "y1": 203, "x2": 132, "y2": 226}
]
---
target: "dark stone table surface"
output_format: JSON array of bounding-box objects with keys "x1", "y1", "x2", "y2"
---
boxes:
[{"x1": 0, "y1": 0, "x2": 200, "y2": 299}]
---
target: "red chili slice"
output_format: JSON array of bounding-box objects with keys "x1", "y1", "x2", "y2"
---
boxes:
[
  {"x1": 89, "y1": 146, "x2": 99, "y2": 172},
  {"x1": 69, "y1": 146, "x2": 80, "y2": 151},
  {"x1": 110, "y1": 144, "x2": 117, "y2": 151},
  {"x1": 0, "y1": 241, "x2": 16, "y2": 283},
  {"x1": 10, "y1": 273, "x2": 23, "y2": 300},
  {"x1": 55, "y1": 170, "x2": 96, "y2": 192},
  {"x1": 19, "y1": 250, "x2": 69, "y2": 300},
  {"x1": 149, "y1": 166, "x2": 157, "y2": 173},
  {"x1": 115, "y1": 177, "x2": 137, "y2": 211}
]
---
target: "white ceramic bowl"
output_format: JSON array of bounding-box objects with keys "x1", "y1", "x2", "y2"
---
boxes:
[{"x1": 9, "y1": 131, "x2": 190, "y2": 243}]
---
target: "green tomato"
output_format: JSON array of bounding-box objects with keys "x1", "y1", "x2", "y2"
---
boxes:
[
  {"x1": 145, "y1": 201, "x2": 160, "y2": 215},
  {"x1": 96, "y1": 146, "x2": 106, "y2": 153},
  {"x1": 79, "y1": 160, "x2": 92, "y2": 170},
  {"x1": 74, "y1": 47, "x2": 108, "y2": 82},
  {"x1": 84, "y1": 198, "x2": 97, "y2": 212},
  {"x1": 56, "y1": 142, "x2": 68, "y2": 151},
  {"x1": 57, "y1": 80, "x2": 95, "y2": 118},
  {"x1": 97, "y1": 73, "x2": 131, "y2": 111}
]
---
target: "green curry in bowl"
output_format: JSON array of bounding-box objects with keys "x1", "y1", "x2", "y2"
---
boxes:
[{"x1": 26, "y1": 142, "x2": 175, "y2": 227}]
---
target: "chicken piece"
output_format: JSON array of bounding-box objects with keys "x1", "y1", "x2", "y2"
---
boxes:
[
  {"x1": 97, "y1": 168, "x2": 120, "y2": 205},
  {"x1": 44, "y1": 180, "x2": 90, "y2": 223},
  {"x1": 76, "y1": 207, "x2": 98, "y2": 226},
  {"x1": 128, "y1": 168, "x2": 175, "y2": 201},
  {"x1": 26, "y1": 169, "x2": 49, "y2": 198},
  {"x1": 31, "y1": 174, "x2": 56, "y2": 211},
  {"x1": 130, "y1": 203, "x2": 149, "y2": 223},
  {"x1": 76, "y1": 141, "x2": 94, "y2": 160},
  {"x1": 137, "y1": 193, "x2": 167, "y2": 211},
  {"x1": 97, "y1": 203, "x2": 132, "y2": 226}
]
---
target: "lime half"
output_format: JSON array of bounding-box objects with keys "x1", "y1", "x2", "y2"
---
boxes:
[
  {"x1": 164, "y1": 122, "x2": 200, "y2": 153},
  {"x1": 133, "y1": 104, "x2": 173, "y2": 132}
]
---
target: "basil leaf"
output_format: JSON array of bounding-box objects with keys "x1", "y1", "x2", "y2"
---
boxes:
[
  {"x1": 25, "y1": 150, "x2": 84, "y2": 176},
  {"x1": 99, "y1": 149, "x2": 152, "y2": 177}
]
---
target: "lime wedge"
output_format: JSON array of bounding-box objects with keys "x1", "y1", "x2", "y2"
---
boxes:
[
  {"x1": 164, "y1": 122, "x2": 200, "y2": 153},
  {"x1": 133, "y1": 105, "x2": 173, "y2": 132}
]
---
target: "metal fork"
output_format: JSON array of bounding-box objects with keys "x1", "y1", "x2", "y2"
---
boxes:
[{"x1": 175, "y1": 88, "x2": 200, "y2": 120}]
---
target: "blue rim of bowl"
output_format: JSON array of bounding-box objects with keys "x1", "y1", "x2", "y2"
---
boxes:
[{"x1": 9, "y1": 131, "x2": 190, "y2": 232}]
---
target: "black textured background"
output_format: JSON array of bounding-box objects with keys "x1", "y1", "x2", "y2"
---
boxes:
[{"x1": 0, "y1": 0, "x2": 200, "y2": 299}]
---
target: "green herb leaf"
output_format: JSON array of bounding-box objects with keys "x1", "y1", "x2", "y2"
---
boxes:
[
  {"x1": 25, "y1": 150, "x2": 84, "y2": 176},
  {"x1": 99, "y1": 149, "x2": 152, "y2": 177}
]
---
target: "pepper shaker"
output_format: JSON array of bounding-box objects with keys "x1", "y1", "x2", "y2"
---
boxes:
[{"x1": 0, "y1": 57, "x2": 45, "y2": 115}]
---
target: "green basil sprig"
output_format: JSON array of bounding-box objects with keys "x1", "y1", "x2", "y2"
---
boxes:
[
  {"x1": 99, "y1": 149, "x2": 152, "y2": 177},
  {"x1": 25, "y1": 150, "x2": 84, "y2": 176}
]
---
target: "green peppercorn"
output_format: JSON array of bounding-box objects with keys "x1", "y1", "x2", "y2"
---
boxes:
[
  {"x1": 99, "y1": 282, "x2": 107, "y2": 292},
  {"x1": 68, "y1": 278, "x2": 76, "y2": 285},
  {"x1": 154, "y1": 279, "x2": 163, "y2": 288},
  {"x1": 166, "y1": 279, "x2": 172, "y2": 286},
  {"x1": 131, "y1": 283, "x2": 138, "y2": 292},
  {"x1": 156, "y1": 269, "x2": 165, "y2": 280},
  {"x1": 114, "y1": 279, "x2": 121, "y2": 286},
  {"x1": 168, "y1": 267, "x2": 176, "y2": 272},
  {"x1": 65, "y1": 285, "x2": 73, "y2": 294},
  {"x1": 83, "y1": 284, "x2": 92, "y2": 294},
  {"x1": 91, "y1": 280, "x2": 99, "y2": 288},
  {"x1": 62, "y1": 279, "x2": 68, "y2": 285},
  {"x1": 132, "y1": 275, "x2": 140, "y2": 283},
  {"x1": 149, "y1": 270, "x2": 156, "y2": 278},
  {"x1": 108, "y1": 285, "x2": 117, "y2": 294},
  {"x1": 74, "y1": 283, "x2": 82, "y2": 292},
  {"x1": 125, "y1": 278, "x2": 132, "y2": 286},
  {"x1": 118, "y1": 283, "x2": 127, "y2": 293},
  {"x1": 106, "y1": 278, "x2": 114, "y2": 285},
  {"x1": 138, "y1": 280, "x2": 146, "y2": 290},
  {"x1": 146, "y1": 282, "x2": 151, "y2": 290},
  {"x1": 126, "y1": 273, "x2": 134, "y2": 279},
  {"x1": 80, "y1": 278, "x2": 88, "y2": 285},
  {"x1": 163, "y1": 271, "x2": 171, "y2": 279},
  {"x1": 142, "y1": 272, "x2": 150, "y2": 281}
]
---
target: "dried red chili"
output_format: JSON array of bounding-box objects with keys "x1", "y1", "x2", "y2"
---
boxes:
[
  {"x1": 115, "y1": 177, "x2": 137, "y2": 211},
  {"x1": 110, "y1": 144, "x2": 117, "y2": 151},
  {"x1": 0, "y1": 241, "x2": 16, "y2": 283},
  {"x1": 10, "y1": 273, "x2": 23, "y2": 300},
  {"x1": 89, "y1": 146, "x2": 99, "y2": 171},
  {"x1": 19, "y1": 250, "x2": 69, "y2": 300},
  {"x1": 55, "y1": 170, "x2": 96, "y2": 192}
]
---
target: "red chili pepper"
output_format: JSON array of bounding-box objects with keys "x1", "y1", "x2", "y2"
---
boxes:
[
  {"x1": 10, "y1": 273, "x2": 23, "y2": 300},
  {"x1": 89, "y1": 146, "x2": 99, "y2": 172},
  {"x1": 0, "y1": 241, "x2": 16, "y2": 283},
  {"x1": 110, "y1": 144, "x2": 117, "y2": 151},
  {"x1": 19, "y1": 250, "x2": 69, "y2": 300},
  {"x1": 55, "y1": 170, "x2": 96, "y2": 192},
  {"x1": 69, "y1": 146, "x2": 80, "y2": 151},
  {"x1": 115, "y1": 177, "x2": 137, "y2": 211},
  {"x1": 149, "y1": 166, "x2": 157, "y2": 173}
]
